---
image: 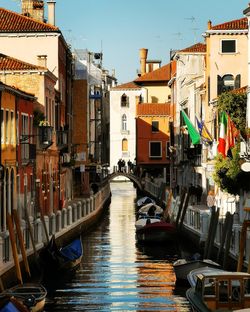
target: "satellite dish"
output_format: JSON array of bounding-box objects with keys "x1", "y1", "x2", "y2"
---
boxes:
[{"x1": 241, "y1": 162, "x2": 250, "y2": 172}]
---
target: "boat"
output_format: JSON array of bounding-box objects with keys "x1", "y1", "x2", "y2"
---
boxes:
[
  {"x1": 173, "y1": 257, "x2": 221, "y2": 283},
  {"x1": 135, "y1": 204, "x2": 176, "y2": 243},
  {"x1": 136, "y1": 196, "x2": 156, "y2": 208},
  {"x1": 136, "y1": 203, "x2": 163, "y2": 219},
  {"x1": 186, "y1": 270, "x2": 250, "y2": 311},
  {"x1": 187, "y1": 266, "x2": 224, "y2": 287},
  {"x1": 0, "y1": 283, "x2": 47, "y2": 312},
  {"x1": 39, "y1": 235, "x2": 83, "y2": 277}
]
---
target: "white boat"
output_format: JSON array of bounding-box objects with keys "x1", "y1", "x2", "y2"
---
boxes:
[
  {"x1": 136, "y1": 196, "x2": 155, "y2": 208},
  {"x1": 173, "y1": 258, "x2": 221, "y2": 282},
  {"x1": 137, "y1": 203, "x2": 163, "y2": 219}
]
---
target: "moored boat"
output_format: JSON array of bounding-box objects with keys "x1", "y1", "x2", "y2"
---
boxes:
[
  {"x1": 0, "y1": 283, "x2": 47, "y2": 312},
  {"x1": 39, "y1": 235, "x2": 83, "y2": 277},
  {"x1": 186, "y1": 270, "x2": 250, "y2": 311},
  {"x1": 136, "y1": 219, "x2": 176, "y2": 243},
  {"x1": 135, "y1": 203, "x2": 176, "y2": 243},
  {"x1": 136, "y1": 197, "x2": 156, "y2": 208},
  {"x1": 187, "y1": 266, "x2": 224, "y2": 287},
  {"x1": 173, "y1": 258, "x2": 220, "y2": 282}
]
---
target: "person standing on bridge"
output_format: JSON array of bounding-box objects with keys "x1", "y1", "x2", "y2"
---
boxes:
[{"x1": 127, "y1": 160, "x2": 132, "y2": 173}]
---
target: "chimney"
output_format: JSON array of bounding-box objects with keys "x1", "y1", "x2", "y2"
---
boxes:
[
  {"x1": 139, "y1": 48, "x2": 148, "y2": 76},
  {"x1": 47, "y1": 0, "x2": 56, "y2": 26},
  {"x1": 207, "y1": 20, "x2": 212, "y2": 30},
  {"x1": 37, "y1": 55, "x2": 47, "y2": 68}
]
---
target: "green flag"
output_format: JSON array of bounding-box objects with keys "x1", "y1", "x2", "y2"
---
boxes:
[{"x1": 181, "y1": 110, "x2": 200, "y2": 145}]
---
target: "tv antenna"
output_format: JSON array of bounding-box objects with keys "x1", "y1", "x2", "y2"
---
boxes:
[{"x1": 172, "y1": 32, "x2": 183, "y2": 49}]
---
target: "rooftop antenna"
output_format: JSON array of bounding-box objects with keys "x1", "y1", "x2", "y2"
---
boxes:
[
  {"x1": 172, "y1": 32, "x2": 183, "y2": 49},
  {"x1": 185, "y1": 16, "x2": 199, "y2": 43}
]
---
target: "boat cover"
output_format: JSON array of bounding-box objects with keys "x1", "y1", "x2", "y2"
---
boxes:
[{"x1": 60, "y1": 238, "x2": 83, "y2": 261}]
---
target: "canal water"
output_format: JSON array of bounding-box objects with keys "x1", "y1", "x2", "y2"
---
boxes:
[{"x1": 44, "y1": 182, "x2": 192, "y2": 311}]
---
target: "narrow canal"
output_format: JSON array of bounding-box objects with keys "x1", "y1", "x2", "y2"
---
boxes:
[{"x1": 44, "y1": 182, "x2": 192, "y2": 311}]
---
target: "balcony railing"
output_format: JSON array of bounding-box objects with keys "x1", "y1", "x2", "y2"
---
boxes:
[{"x1": 56, "y1": 130, "x2": 68, "y2": 149}]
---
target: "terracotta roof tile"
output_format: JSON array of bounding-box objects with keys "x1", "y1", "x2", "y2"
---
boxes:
[
  {"x1": 211, "y1": 17, "x2": 247, "y2": 30},
  {"x1": 137, "y1": 103, "x2": 171, "y2": 116},
  {"x1": 0, "y1": 53, "x2": 45, "y2": 71},
  {"x1": 180, "y1": 43, "x2": 206, "y2": 53},
  {"x1": 111, "y1": 81, "x2": 141, "y2": 90},
  {"x1": 134, "y1": 63, "x2": 171, "y2": 83},
  {"x1": 230, "y1": 86, "x2": 247, "y2": 94},
  {"x1": 0, "y1": 7, "x2": 59, "y2": 32}
]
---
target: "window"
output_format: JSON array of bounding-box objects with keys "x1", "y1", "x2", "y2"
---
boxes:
[
  {"x1": 10, "y1": 111, "x2": 14, "y2": 144},
  {"x1": 121, "y1": 93, "x2": 129, "y2": 107},
  {"x1": 217, "y1": 74, "x2": 235, "y2": 95},
  {"x1": 152, "y1": 121, "x2": 159, "y2": 133},
  {"x1": 122, "y1": 138, "x2": 128, "y2": 151},
  {"x1": 5, "y1": 110, "x2": 9, "y2": 143},
  {"x1": 122, "y1": 114, "x2": 127, "y2": 131},
  {"x1": 149, "y1": 141, "x2": 162, "y2": 158},
  {"x1": 221, "y1": 39, "x2": 236, "y2": 53}
]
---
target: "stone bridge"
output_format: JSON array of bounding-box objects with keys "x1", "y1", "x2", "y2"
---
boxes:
[{"x1": 108, "y1": 171, "x2": 143, "y2": 190}]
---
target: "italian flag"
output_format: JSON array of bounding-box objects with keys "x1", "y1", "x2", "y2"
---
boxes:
[{"x1": 218, "y1": 112, "x2": 239, "y2": 157}]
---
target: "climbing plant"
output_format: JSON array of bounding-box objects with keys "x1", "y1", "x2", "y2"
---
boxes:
[
  {"x1": 217, "y1": 91, "x2": 247, "y2": 136},
  {"x1": 213, "y1": 91, "x2": 250, "y2": 195}
]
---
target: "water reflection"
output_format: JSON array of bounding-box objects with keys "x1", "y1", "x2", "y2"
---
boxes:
[{"x1": 44, "y1": 182, "x2": 191, "y2": 311}]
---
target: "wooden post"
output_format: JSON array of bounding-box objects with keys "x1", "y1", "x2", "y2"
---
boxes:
[
  {"x1": 179, "y1": 192, "x2": 190, "y2": 230},
  {"x1": 204, "y1": 206, "x2": 216, "y2": 259},
  {"x1": 207, "y1": 208, "x2": 220, "y2": 259},
  {"x1": 175, "y1": 189, "x2": 186, "y2": 227},
  {"x1": 6, "y1": 212, "x2": 23, "y2": 284},
  {"x1": 237, "y1": 220, "x2": 250, "y2": 272},
  {"x1": 13, "y1": 209, "x2": 31, "y2": 278},
  {"x1": 222, "y1": 213, "x2": 233, "y2": 270},
  {"x1": 216, "y1": 212, "x2": 230, "y2": 263}
]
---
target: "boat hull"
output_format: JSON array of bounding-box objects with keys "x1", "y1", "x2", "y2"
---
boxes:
[
  {"x1": 136, "y1": 221, "x2": 176, "y2": 243},
  {"x1": 173, "y1": 259, "x2": 220, "y2": 282},
  {"x1": 1, "y1": 283, "x2": 47, "y2": 312}
]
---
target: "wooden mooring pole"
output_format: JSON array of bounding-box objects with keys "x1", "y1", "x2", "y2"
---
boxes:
[
  {"x1": 7, "y1": 212, "x2": 23, "y2": 284},
  {"x1": 13, "y1": 209, "x2": 31, "y2": 279}
]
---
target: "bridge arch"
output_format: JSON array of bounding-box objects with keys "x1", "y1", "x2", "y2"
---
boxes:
[{"x1": 108, "y1": 172, "x2": 143, "y2": 191}]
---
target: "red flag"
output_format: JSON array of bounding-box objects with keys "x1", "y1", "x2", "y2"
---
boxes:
[{"x1": 225, "y1": 114, "x2": 239, "y2": 156}]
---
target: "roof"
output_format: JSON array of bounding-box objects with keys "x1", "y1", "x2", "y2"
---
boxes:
[
  {"x1": 230, "y1": 86, "x2": 247, "y2": 94},
  {"x1": 210, "y1": 17, "x2": 247, "y2": 31},
  {"x1": 111, "y1": 81, "x2": 141, "y2": 90},
  {"x1": 0, "y1": 53, "x2": 46, "y2": 71},
  {"x1": 180, "y1": 43, "x2": 206, "y2": 53},
  {"x1": 134, "y1": 63, "x2": 171, "y2": 83},
  {"x1": 0, "y1": 81, "x2": 35, "y2": 99},
  {"x1": 0, "y1": 7, "x2": 59, "y2": 32}
]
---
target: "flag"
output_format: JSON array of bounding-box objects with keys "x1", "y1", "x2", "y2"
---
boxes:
[
  {"x1": 181, "y1": 110, "x2": 200, "y2": 145},
  {"x1": 218, "y1": 112, "x2": 239, "y2": 157},
  {"x1": 225, "y1": 114, "x2": 239, "y2": 156},
  {"x1": 196, "y1": 116, "x2": 213, "y2": 145},
  {"x1": 218, "y1": 111, "x2": 227, "y2": 157}
]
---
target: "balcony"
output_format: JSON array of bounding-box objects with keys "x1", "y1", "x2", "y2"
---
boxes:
[
  {"x1": 186, "y1": 144, "x2": 202, "y2": 166},
  {"x1": 38, "y1": 126, "x2": 53, "y2": 149}
]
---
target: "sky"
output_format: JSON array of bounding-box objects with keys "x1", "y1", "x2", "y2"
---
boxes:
[{"x1": 0, "y1": 0, "x2": 249, "y2": 84}]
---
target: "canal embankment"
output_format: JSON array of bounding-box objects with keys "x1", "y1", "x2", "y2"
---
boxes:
[{"x1": 0, "y1": 183, "x2": 111, "y2": 289}]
